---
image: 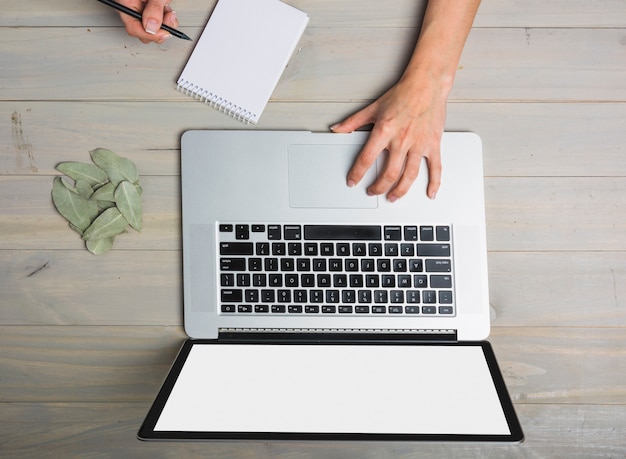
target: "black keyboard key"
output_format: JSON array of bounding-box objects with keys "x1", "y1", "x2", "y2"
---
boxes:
[
  {"x1": 366, "y1": 275, "x2": 379, "y2": 287},
  {"x1": 251, "y1": 224, "x2": 265, "y2": 232},
  {"x1": 272, "y1": 242, "x2": 286, "y2": 256},
  {"x1": 296, "y1": 258, "x2": 311, "y2": 271},
  {"x1": 393, "y1": 259, "x2": 407, "y2": 272},
  {"x1": 355, "y1": 305, "x2": 370, "y2": 314},
  {"x1": 426, "y1": 259, "x2": 452, "y2": 272},
  {"x1": 261, "y1": 290, "x2": 275, "y2": 303},
  {"x1": 345, "y1": 259, "x2": 359, "y2": 271},
  {"x1": 238, "y1": 305, "x2": 252, "y2": 313},
  {"x1": 352, "y1": 243, "x2": 366, "y2": 256},
  {"x1": 301, "y1": 274, "x2": 315, "y2": 287},
  {"x1": 267, "y1": 225, "x2": 281, "y2": 240},
  {"x1": 337, "y1": 243, "x2": 350, "y2": 256},
  {"x1": 377, "y1": 259, "x2": 391, "y2": 272},
  {"x1": 339, "y1": 306, "x2": 353, "y2": 314},
  {"x1": 280, "y1": 258, "x2": 295, "y2": 271},
  {"x1": 400, "y1": 243, "x2": 415, "y2": 256},
  {"x1": 305, "y1": 305, "x2": 319, "y2": 313},
  {"x1": 389, "y1": 305, "x2": 403, "y2": 314},
  {"x1": 423, "y1": 290, "x2": 437, "y2": 303},
  {"x1": 361, "y1": 259, "x2": 375, "y2": 272},
  {"x1": 254, "y1": 305, "x2": 269, "y2": 313},
  {"x1": 277, "y1": 290, "x2": 291, "y2": 303},
  {"x1": 390, "y1": 290, "x2": 404, "y2": 303},
  {"x1": 245, "y1": 289, "x2": 259, "y2": 302},
  {"x1": 417, "y1": 244, "x2": 451, "y2": 257},
  {"x1": 284, "y1": 225, "x2": 302, "y2": 240},
  {"x1": 288, "y1": 243, "x2": 303, "y2": 256},
  {"x1": 220, "y1": 242, "x2": 253, "y2": 255},
  {"x1": 248, "y1": 258, "x2": 262, "y2": 271},
  {"x1": 409, "y1": 259, "x2": 423, "y2": 272},
  {"x1": 381, "y1": 275, "x2": 395, "y2": 287},
  {"x1": 329, "y1": 259, "x2": 343, "y2": 271},
  {"x1": 322, "y1": 306, "x2": 336, "y2": 314},
  {"x1": 321, "y1": 243, "x2": 334, "y2": 256},
  {"x1": 404, "y1": 226, "x2": 418, "y2": 241},
  {"x1": 374, "y1": 290, "x2": 388, "y2": 303},
  {"x1": 235, "y1": 224, "x2": 249, "y2": 240},
  {"x1": 420, "y1": 226, "x2": 434, "y2": 241},
  {"x1": 304, "y1": 243, "x2": 318, "y2": 256},
  {"x1": 272, "y1": 305, "x2": 286, "y2": 313},
  {"x1": 349, "y1": 274, "x2": 364, "y2": 287},
  {"x1": 304, "y1": 225, "x2": 381, "y2": 240},
  {"x1": 422, "y1": 306, "x2": 437, "y2": 314},
  {"x1": 310, "y1": 290, "x2": 323, "y2": 303},
  {"x1": 439, "y1": 291, "x2": 454, "y2": 304},
  {"x1": 414, "y1": 275, "x2": 427, "y2": 288},
  {"x1": 405, "y1": 306, "x2": 420, "y2": 314},
  {"x1": 385, "y1": 243, "x2": 399, "y2": 256},
  {"x1": 333, "y1": 274, "x2": 347, "y2": 287},
  {"x1": 407, "y1": 290, "x2": 420, "y2": 303},
  {"x1": 252, "y1": 274, "x2": 266, "y2": 287},
  {"x1": 289, "y1": 305, "x2": 304, "y2": 314},
  {"x1": 384, "y1": 226, "x2": 402, "y2": 241},
  {"x1": 368, "y1": 243, "x2": 383, "y2": 256},
  {"x1": 436, "y1": 226, "x2": 450, "y2": 241},
  {"x1": 236, "y1": 273, "x2": 250, "y2": 286},
  {"x1": 342, "y1": 290, "x2": 356, "y2": 303},
  {"x1": 220, "y1": 258, "x2": 246, "y2": 271},
  {"x1": 264, "y1": 258, "x2": 279, "y2": 271},
  {"x1": 398, "y1": 275, "x2": 411, "y2": 287},
  {"x1": 221, "y1": 304, "x2": 236, "y2": 313},
  {"x1": 285, "y1": 274, "x2": 298, "y2": 287},
  {"x1": 372, "y1": 305, "x2": 386, "y2": 314},
  {"x1": 294, "y1": 290, "x2": 307, "y2": 303},
  {"x1": 431, "y1": 275, "x2": 452, "y2": 288},
  {"x1": 439, "y1": 306, "x2": 454, "y2": 315},
  {"x1": 317, "y1": 274, "x2": 331, "y2": 287},
  {"x1": 326, "y1": 290, "x2": 339, "y2": 303},
  {"x1": 219, "y1": 224, "x2": 233, "y2": 232},
  {"x1": 358, "y1": 290, "x2": 371, "y2": 303},
  {"x1": 269, "y1": 274, "x2": 282, "y2": 287},
  {"x1": 313, "y1": 259, "x2": 327, "y2": 271},
  {"x1": 256, "y1": 242, "x2": 270, "y2": 255},
  {"x1": 221, "y1": 273, "x2": 234, "y2": 286}
]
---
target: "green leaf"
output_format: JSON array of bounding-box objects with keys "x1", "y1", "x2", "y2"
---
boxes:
[
  {"x1": 86, "y1": 237, "x2": 115, "y2": 255},
  {"x1": 56, "y1": 161, "x2": 108, "y2": 188},
  {"x1": 91, "y1": 182, "x2": 116, "y2": 202},
  {"x1": 52, "y1": 177, "x2": 99, "y2": 232},
  {"x1": 89, "y1": 148, "x2": 138, "y2": 185},
  {"x1": 83, "y1": 207, "x2": 128, "y2": 241},
  {"x1": 75, "y1": 180, "x2": 94, "y2": 199},
  {"x1": 114, "y1": 181, "x2": 143, "y2": 231}
]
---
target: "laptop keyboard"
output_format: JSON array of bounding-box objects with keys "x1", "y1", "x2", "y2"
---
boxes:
[{"x1": 218, "y1": 224, "x2": 455, "y2": 316}]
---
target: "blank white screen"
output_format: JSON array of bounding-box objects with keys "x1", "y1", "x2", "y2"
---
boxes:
[{"x1": 154, "y1": 344, "x2": 510, "y2": 435}]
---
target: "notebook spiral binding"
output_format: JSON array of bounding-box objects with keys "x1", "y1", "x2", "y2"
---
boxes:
[{"x1": 177, "y1": 79, "x2": 256, "y2": 124}]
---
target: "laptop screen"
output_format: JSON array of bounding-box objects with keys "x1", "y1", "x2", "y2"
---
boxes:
[{"x1": 139, "y1": 341, "x2": 523, "y2": 442}]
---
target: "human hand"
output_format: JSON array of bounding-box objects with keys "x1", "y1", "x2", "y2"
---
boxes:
[
  {"x1": 331, "y1": 77, "x2": 446, "y2": 202},
  {"x1": 117, "y1": 0, "x2": 178, "y2": 44}
]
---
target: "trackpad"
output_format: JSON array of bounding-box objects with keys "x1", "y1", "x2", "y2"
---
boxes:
[{"x1": 288, "y1": 144, "x2": 378, "y2": 209}]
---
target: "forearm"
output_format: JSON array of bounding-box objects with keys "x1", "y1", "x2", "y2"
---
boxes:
[{"x1": 401, "y1": 0, "x2": 480, "y2": 97}]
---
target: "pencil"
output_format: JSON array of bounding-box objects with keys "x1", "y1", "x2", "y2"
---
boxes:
[{"x1": 97, "y1": 0, "x2": 192, "y2": 41}]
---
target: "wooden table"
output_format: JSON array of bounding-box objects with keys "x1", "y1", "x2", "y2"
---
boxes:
[{"x1": 2, "y1": 0, "x2": 625, "y2": 456}]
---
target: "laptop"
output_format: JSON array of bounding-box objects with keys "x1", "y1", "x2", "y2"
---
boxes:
[{"x1": 138, "y1": 130, "x2": 524, "y2": 442}]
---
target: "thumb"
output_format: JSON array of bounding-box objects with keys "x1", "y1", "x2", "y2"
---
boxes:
[{"x1": 142, "y1": 0, "x2": 168, "y2": 34}]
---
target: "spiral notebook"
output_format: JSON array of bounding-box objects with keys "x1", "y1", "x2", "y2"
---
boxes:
[{"x1": 176, "y1": 0, "x2": 309, "y2": 124}]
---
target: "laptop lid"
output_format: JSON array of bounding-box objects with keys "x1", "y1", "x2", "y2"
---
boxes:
[
  {"x1": 181, "y1": 130, "x2": 489, "y2": 341},
  {"x1": 138, "y1": 339, "x2": 523, "y2": 442}
]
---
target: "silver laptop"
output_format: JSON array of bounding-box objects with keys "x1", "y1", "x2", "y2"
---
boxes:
[{"x1": 138, "y1": 130, "x2": 523, "y2": 442}]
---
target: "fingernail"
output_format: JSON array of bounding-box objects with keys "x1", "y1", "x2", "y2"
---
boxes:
[
  {"x1": 429, "y1": 191, "x2": 437, "y2": 200},
  {"x1": 145, "y1": 19, "x2": 159, "y2": 35},
  {"x1": 388, "y1": 195, "x2": 397, "y2": 203},
  {"x1": 330, "y1": 123, "x2": 340, "y2": 131},
  {"x1": 347, "y1": 179, "x2": 356, "y2": 188}
]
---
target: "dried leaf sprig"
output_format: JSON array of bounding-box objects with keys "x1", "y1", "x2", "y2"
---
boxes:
[{"x1": 52, "y1": 148, "x2": 143, "y2": 255}]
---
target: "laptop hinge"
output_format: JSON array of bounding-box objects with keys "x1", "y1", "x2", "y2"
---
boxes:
[{"x1": 218, "y1": 328, "x2": 458, "y2": 344}]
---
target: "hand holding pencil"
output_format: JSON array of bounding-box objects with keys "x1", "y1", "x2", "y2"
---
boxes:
[{"x1": 101, "y1": 0, "x2": 189, "y2": 44}]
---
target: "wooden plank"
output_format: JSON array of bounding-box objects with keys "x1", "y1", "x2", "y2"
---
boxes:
[
  {"x1": 2, "y1": 102, "x2": 625, "y2": 177},
  {"x1": 0, "y1": 326, "x2": 624, "y2": 405},
  {"x1": 3, "y1": 0, "x2": 625, "y2": 28},
  {"x1": 1, "y1": 27, "x2": 625, "y2": 102},
  {"x1": 1, "y1": 251, "x2": 625, "y2": 328},
  {"x1": 2, "y1": 175, "x2": 625, "y2": 251},
  {"x1": 0, "y1": 403, "x2": 624, "y2": 457}
]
